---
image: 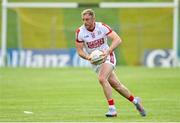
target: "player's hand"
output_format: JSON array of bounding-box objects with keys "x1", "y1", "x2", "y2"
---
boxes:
[
  {"x1": 89, "y1": 56, "x2": 100, "y2": 64},
  {"x1": 100, "y1": 51, "x2": 108, "y2": 63},
  {"x1": 86, "y1": 55, "x2": 92, "y2": 61},
  {"x1": 85, "y1": 54, "x2": 97, "y2": 64},
  {"x1": 88, "y1": 55, "x2": 98, "y2": 65},
  {"x1": 90, "y1": 60, "x2": 97, "y2": 64},
  {"x1": 101, "y1": 48, "x2": 113, "y2": 63}
]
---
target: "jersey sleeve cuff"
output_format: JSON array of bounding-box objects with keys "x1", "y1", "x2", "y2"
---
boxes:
[
  {"x1": 76, "y1": 39, "x2": 84, "y2": 43},
  {"x1": 106, "y1": 30, "x2": 112, "y2": 35}
]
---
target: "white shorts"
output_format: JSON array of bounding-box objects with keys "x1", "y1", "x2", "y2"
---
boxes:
[{"x1": 92, "y1": 52, "x2": 116, "y2": 73}]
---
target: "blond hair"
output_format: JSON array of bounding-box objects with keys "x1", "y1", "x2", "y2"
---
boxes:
[{"x1": 81, "y1": 9, "x2": 95, "y2": 18}]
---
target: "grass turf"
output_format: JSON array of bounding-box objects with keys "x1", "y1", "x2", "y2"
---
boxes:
[{"x1": 0, "y1": 66, "x2": 180, "y2": 122}]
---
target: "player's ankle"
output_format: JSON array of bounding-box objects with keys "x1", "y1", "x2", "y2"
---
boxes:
[
  {"x1": 132, "y1": 98, "x2": 138, "y2": 104},
  {"x1": 108, "y1": 99, "x2": 116, "y2": 109},
  {"x1": 109, "y1": 105, "x2": 116, "y2": 110},
  {"x1": 128, "y1": 95, "x2": 138, "y2": 104}
]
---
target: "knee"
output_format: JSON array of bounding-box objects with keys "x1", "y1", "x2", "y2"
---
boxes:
[{"x1": 98, "y1": 75, "x2": 107, "y2": 85}]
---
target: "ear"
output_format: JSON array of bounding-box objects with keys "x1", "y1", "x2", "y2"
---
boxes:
[{"x1": 93, "y1": 17, "x2": 95, "y2": 20}]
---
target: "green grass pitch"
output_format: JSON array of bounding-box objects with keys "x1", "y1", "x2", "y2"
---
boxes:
[{"x1": 0, "y1": 66, "x2": 180, "y2": 122}]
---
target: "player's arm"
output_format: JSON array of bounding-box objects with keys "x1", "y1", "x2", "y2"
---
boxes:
[
  {"x1": 101, "y1": 31, "x2": 121, "y2": 62},
  {"x1": 75, "y1": 41, "x2": 91, "y2": 61},
  {"x1": 106, "y1": 31, "x2": 122, "y2": 55}
]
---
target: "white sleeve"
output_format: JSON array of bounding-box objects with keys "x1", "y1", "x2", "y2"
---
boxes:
[
  {"x1": 101, "y1": 23, "x2": 112, "y2": 36},
  {"x1": 75, "y1": 28, "x2": 84, "y2": 43}
]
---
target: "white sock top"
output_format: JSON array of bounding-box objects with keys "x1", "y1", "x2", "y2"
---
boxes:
[
  {"x1": 109, "y1": 105, "x2": 116, "y2": 109},
  {"x1": 133, "y1": 98, "x2": 138, "y2": 104}
]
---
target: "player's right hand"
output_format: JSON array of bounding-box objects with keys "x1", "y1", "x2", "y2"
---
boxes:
[{"x1": 86, "y1": 55, "x2": 92, "y2": 61}]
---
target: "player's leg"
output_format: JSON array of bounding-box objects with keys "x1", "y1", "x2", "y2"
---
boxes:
[
  {"x1": 108, "y1": 71, "x2": 146, "y2": 116},
  {"x1": 108, "y1": 71, "x2": 131, "y2": 99},
  {"x1": 98, "y1": 63, "x2": 117, "y2": 117},
  {"x1": 98, "y1": 63, "x2": 113, "y2": 100}
]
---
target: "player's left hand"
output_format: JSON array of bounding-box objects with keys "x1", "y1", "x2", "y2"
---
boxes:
[{"x1": 100, "y1": 51, "x2": 108, "y2": 63}]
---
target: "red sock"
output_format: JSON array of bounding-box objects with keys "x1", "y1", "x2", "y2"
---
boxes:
[
  {"x1": 108, "y1": 99, "x2": 114, "y2": 105},
  {"x1": 128, "y1": 95, "x2": 134, "y2": 102}
]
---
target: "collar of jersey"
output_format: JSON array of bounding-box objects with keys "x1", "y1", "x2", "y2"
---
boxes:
[{"x1": 86, "y1": 23, "x2": 96, "y2": 32}]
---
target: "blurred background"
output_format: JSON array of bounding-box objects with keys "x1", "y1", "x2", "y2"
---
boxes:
[
  {"x1": 1, "y1": 1, "x2": 180, "y2": 122},
  {"x1": 0, "y1": 0, "x2": 179, "y2": 67}
]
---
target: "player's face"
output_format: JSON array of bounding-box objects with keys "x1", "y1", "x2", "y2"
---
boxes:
[{"x1": 82, "y1": 14, "x2": 95, "y2": 30}]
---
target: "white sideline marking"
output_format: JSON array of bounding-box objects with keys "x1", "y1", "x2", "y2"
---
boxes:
[{"x1": 23, "y1": 111, "x2": 33, "y2": 114}]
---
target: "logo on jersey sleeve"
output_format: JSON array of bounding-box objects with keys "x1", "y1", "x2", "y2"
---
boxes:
[{"x1": 84, "y1": 35, "x2": 89, "y2": 38}]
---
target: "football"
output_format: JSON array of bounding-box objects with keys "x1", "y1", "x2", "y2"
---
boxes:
[{"x1": 90, "y1": 50, "x2": 104, "y2": 65}]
